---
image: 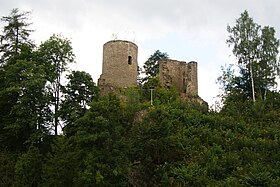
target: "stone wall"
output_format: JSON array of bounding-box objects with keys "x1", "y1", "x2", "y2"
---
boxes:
[
  {"x1": 97, "y1": 40, "x2": 204, "y2": 104},
  {"x1": 185, "y1": 61, "x2": 198, "y2": 96},
  {"x1": 159, "y1": 59, "x2": 198, "y2": 96},
  {"x1": 98, "y1": 40, "x2": 138, "y2": 94}
]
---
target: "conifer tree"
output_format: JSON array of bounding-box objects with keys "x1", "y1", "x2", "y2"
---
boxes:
[{"x1": 0, "y1": 8, "x2": 34, "y2": 65}]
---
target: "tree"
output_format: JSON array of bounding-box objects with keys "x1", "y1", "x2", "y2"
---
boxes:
[
  {"x1": 69, "y1": 94, "x2": 131, "y2": 186},
  {"x1": 0, "y1": 8, "x2": 34, "y2": 65},
  {"x1": 60, "y1": 70, "x2": 98, "y2": 136},
  {"x1": 226, "y1": 10, "x2": 279, "y2": 102},
  {"x1": 227, "y1": 10, "x2": 260, "y2": 102},
  {"x1": 142, "y1": 50, "x2": 169, "y2": 82},
  {"x1": 0, "y1": 59, "x2": 51, "y2": 152},
  {"x1": 14, "y1": 145, "x2": 42, "y2": 187},
  {"x1": 38, "y1": 34, "x2": 75, "y2": 135},
  {"x1": 42, "y1": 137, "x2": 78, "y2": 187},
  {"x1": 256, "y1": 26, "x2": 279, "y2": 99},
  {"x1": 0, "y1": 9, "x2": 49, "y2": 152}
]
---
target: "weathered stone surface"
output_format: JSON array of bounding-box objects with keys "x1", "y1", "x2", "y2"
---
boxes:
[
  {"x1": 159, "y1": 59, "x2": 198, "y2": 96},
  {"x1": 98, "y1": 40, "x2": 138, "y2": 95},
  {"x1": 98, "y1": 40, "x2": 206, "y2": 105}
]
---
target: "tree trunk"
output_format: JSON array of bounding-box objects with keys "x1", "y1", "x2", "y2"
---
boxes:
[
  {"x1": 54, "y1": 77, "x2": 60, "y2": 135},
  {"x1": 249, "y1": 62, "x2": 256, "y2": 102},
  {"x1": 54, "y1": 88, "x2": 58, "y2": 135},
  {"x1": 15, "y1": 27, "x2": 19, "y2": 55}
]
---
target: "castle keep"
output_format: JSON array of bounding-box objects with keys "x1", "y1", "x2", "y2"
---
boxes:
[{"x1": 98, "y1": 40, "x2": 138, "y2": 94}]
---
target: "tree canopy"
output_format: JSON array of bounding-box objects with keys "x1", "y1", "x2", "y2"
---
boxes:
[
  {"x1": 0, "y1": 8, "x2": 34, "y2": 65},
  {"x1": 226, "y1": 10, "x2": 279, "y2": 102},
  {"x1": 142, "y1": 49, "x2": 169, "y2": 83}
]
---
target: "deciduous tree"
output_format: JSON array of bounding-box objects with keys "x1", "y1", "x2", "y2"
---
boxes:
[
  {"x1": 226, "y1": 10, "x2": 279, "y2": 101},
  {"x1": 38, "y1": 34, "x2": 75, "y2": 135},
  {"x1": 142, "y1": 50, "x2": 169, "y2": 83},
  {"x1": 60, "y1": 70, "x2": 98, "y2": 136}
]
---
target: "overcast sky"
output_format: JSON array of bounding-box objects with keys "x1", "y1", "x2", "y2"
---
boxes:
[{"x1": 1, "y1": 0, "x2": 280, "y2": 106}]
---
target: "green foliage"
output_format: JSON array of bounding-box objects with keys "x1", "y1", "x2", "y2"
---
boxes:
[
  {"x1": 226, "y1": 10, "x2": 279, "y2": 101},
  {"x1": 38, "y1": 34, "x2": 75, "y2": 81},
  {"x1": 38, "y1": 34, "x2": 75, "y2": 135},
  {"x1": 42, "y1": 136, "x2": 79, "y2": 187},
  {"x1": 1, "y1": 8, "x2": 280, "y2": 187},
  {"x1": 14, "y1": 145, "x2": 42, "y2": 187},
  {"x1": 244, "y1": 162, "x2": 272, "y2": 186},
  {"x1": 0, "y1": 8, "x2": 34, "y2": 65},
  {"x1": 140, "y1": 76, "x2": 161, "y2": 102},
  {"x1": 130, "y1": 99, "x2": 209, "y2": 186},
  {"x1": 0, "y1": 58, "x2": 50, "y2": 152},
  {"x1": 0, "y1": 150, "x2": 16, "y2": 186},
  {"x1": 0, "y1": 9, "x2": 45, "y2": 152},
  {"x1": 122, "y1": 87, "x2": 142, "y2": 120},
  {"x1": 61, "y1": 70, "x2": 98, "y2": 136},
  {"x1": 142, "y1": 50, "x2": 169, "y2": 82},
  {"x1": 65, "y1": 94, "x2": 132, "y2": 186},
  {"x1": 140, "y1": 76, "x2": 180, "y2": 107},
  {"x1": 171, "y1": 163, "x2": 208, "y2": 186}
]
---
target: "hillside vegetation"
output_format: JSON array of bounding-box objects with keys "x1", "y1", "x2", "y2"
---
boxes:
[{"x1": 0, "y1": 9, "x2": 280, "y2": 186}]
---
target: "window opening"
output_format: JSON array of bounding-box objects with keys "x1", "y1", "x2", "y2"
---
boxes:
[{"x1": 128, "y1": 56, "x2": 132, "y2": 65}]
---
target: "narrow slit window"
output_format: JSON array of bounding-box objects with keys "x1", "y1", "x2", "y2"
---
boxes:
[{"x1": 128, "y1": 56, "x2": 132, "y2": 65}]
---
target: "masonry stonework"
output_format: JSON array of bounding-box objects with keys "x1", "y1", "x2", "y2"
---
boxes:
[
  {"x1": 98, "y1": 40, "x2": 205, "y2": 105},
  {"x1": 159, "y1": 59, "x2": 205, "y2": 104},
  {"x1": 98, "y1": 40, "x2": 138, "y2": 94},
  {"x1": 159, "y1": 59, "x2": 198, "y2": 96}
]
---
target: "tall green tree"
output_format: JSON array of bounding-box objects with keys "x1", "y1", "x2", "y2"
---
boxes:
[
  {"x1": 38, "y1": 34, "x2": 75, "y2": 135},
  {"x1": 0, "y1": 9, "x2": 49, "y2": 152},
  {"x1": 142, "y1": 50, "x2": 169, "y2": 82},
  {"x1": 256, "y1": 26, "x2": 279, "y2": 99},
  {"x1": 60, "y1": 70, "x2": 98, "y2": 136},
  {"x1": 0, "y1": 59, "x2": 51, "y2": 152},
  {"x1": 0, "y1": 8, "x2": 34, "y2": 65},
  {"x1": 226, "y1": 10, "x2": 279, "y2": 101},
  {"x1": 69, "y1": 94, "x2": 131, "y2": 186}
]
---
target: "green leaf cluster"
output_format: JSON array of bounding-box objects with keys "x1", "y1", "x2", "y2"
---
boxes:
[{"x1": 225, "y1": 10, "x2": 279, "y2": 101}]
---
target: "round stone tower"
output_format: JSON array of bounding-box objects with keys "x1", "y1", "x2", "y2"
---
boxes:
[{"x1": 98, "y1": 40, "x2": 138, "y2": 94}]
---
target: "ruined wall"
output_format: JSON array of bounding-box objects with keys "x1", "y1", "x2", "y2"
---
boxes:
[
  {"x1": 98, "y1": 40, "x2": 138, "y2": 94},
  {"x1": 185, "y1": 61, "x2": 198, "y2": 96},
  {"x1": 159, "y1": 59, "x2": 198, "y2": 96},
  {"x1": 97, "y1": 40, "x2": 201, "y2": 102}
]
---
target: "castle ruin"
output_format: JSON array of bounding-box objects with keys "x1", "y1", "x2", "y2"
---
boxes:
[
  {"x1": 98, "y1": 40, "x2": 204, "y2": 104},
  {"x1": 159, "y1": 59, "x2": 198, "y2": 96}
]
